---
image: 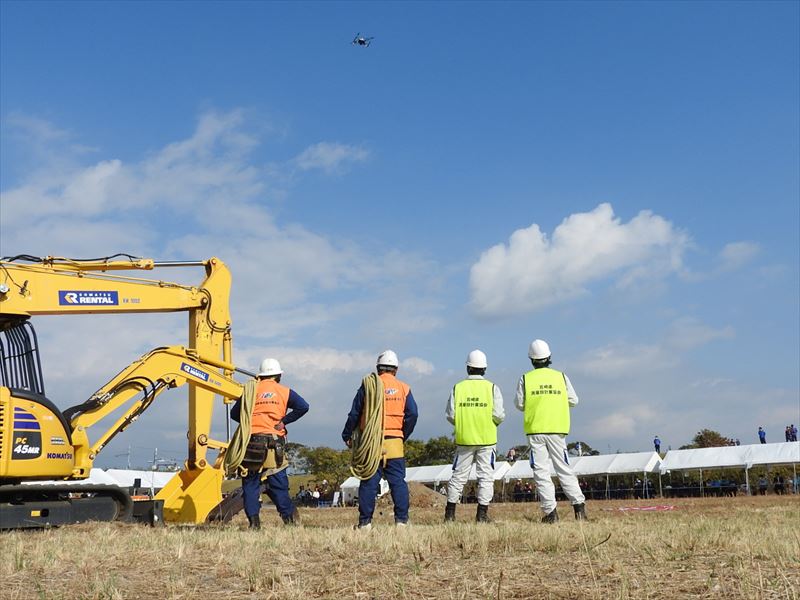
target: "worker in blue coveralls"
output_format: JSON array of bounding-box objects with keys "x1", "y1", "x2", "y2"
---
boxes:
[
  {"x1": 342, "y1": 350, "x2": 419, "y2": 530},
  {"x1": 758, "y1": 426, "x2": 766, "y2": 444},
  {"x1": 231, "y1": 358, "x2": 309, "y2": 529}
]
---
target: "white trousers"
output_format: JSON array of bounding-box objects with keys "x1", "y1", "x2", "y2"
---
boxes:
[
  {"x1": 528, "y1": 434, "x2": 585, "y2": 514},
  {"x1": 447, "y1": 445, "x2": 496, "y2": 505}
]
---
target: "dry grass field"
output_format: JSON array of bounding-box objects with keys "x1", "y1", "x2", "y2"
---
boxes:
[{"x1": 1, "y1": 494, "x2": 798, "y2": 600}]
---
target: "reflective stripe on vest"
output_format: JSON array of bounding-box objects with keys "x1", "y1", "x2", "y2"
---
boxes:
[
  {"x1": 380, "y1": 372, "x2": 409, "y2": 439},
  {"x1": 251, "y1": 379, "x2": 290, "y2": 436},
  {"x1": 453, "y1": 378, "x2": 496, "y2": 446},
  {"x1": 523, "y1": 368, "x2": 570, "y2": 435}
]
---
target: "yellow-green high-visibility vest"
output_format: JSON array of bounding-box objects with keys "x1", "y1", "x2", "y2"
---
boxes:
[
  {"x1": 453, "y1": 378, "x2": 496, "y2": 446},
  {"x1": 522, "y1": 368, "x2": 570, "y2": 435}
]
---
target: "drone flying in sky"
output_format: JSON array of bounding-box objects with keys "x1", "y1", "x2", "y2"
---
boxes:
[{"x1": 352, "y1": 33, "x2": 374, "y2": 47}]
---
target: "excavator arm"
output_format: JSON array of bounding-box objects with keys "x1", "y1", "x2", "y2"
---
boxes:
[
  {"x1": 66, "y1": 345, "x2": 245, "y2": 476},
  {"x1": 0, "y1": 255, "x2": 232, "y2": 469},
  {"x1": 0, "y1": 255, "x2": 245, "y2": 524}
]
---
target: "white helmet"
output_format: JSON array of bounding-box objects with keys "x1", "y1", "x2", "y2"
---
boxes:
[
  {"x1": 528, "y1": 339, "x2": 551, "y2": 360},
  {"x1": 377, "y1": 350, "x2": 399, "y2": 368},
  {"x1": 466, "y1": 349, "x2": 487, "y2": 369},
  {"x1": 258, "y1": 358, "x2": 283, "y2": 377}
]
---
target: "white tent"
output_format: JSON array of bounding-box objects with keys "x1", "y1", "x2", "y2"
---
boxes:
[
  {"x1": 503, "y1": 451, "x2": 661, "y2": 479},
  {"x1": 502, "y1": 451, "x2": 662, "y2": 499},
  {"x1": 21, "y1": 468, "x2": 175, "y2": 491},
  {"x1": 744, "y1": 442, "x2": 800, "y2": 468},
  {"x1": 339, "y1": 476, "x2": 389, "y2": 505},
  {"x1": 659, "y1": 442, "x2": 799, "y2": 494},
  {"x1": 105, "y1": 469, "x2": 175, "y2": 489},
  {"x1": 660, "y1": 442, "x2": 799, "y2": 472},
  {"x1": 432, "y1": 461, "x2": 512, "y2": 485},
  {"x1": 405, "y1": 464, "x2": 452, "y2": 485},
  {"x1": 21, "y1": 467, "x2": 120, "y2": 487},
  {"x1": 340, "y1": 462, "x2": 513, "y2": 504}
]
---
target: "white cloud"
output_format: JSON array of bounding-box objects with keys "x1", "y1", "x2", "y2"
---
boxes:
[
  {"x1": 574, "y1": 343, "x2": 670, "y2": 379},
  {"x1": 469, "y1": 203, "x2": 689, "y2": 317},
  {"x1": 1, "y1": 110, "x2": 442, "y2": 339},
  {"x1": 293, "y1": 141, "x2": 369, "y2": 174},
  {"x1": 401, "y1": 357, "x2": 435, "y2": 376},
  {"x1": 574, "y1": 317, "x2": 735, "y2": 379},
  {"x1": 718, "y1": 241, "x2": 760, "y2": 271},
  {"x1": 235, "y1": 346, "x2": 435, "y2": 381},
  {"x1": 591, "y1": 406, "x2": 657, "y2": 439},
  {"x1": 665, "y1": 317, "x2": 734, "y2": 350},
  {"x1": 0, "y1": 110, "x2": 445, "y2": 458}
]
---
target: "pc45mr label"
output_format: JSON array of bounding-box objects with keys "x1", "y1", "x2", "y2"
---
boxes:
[
  {"x1": 12, "y1": 432, "x2": 42, "y2": 459},
  {"x1": 59, "y1": 290, "x2": 119, "y2": 306}
]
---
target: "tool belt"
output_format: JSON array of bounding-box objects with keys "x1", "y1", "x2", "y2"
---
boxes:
[
  {"x1": 242, "y1": 433, "x2": 286, "y2": 473},
  {"x1": 382, "y1": 437, "x2": 404, "y2": 460}
]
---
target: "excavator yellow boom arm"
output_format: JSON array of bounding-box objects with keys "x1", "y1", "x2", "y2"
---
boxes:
[{"x1": 0, "y1": 255, "x2": 243, "y2": 524}]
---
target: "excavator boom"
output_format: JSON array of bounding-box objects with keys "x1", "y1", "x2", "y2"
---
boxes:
[{"x1": 0, "y1": 255, "x2": 247, "y2": 527}]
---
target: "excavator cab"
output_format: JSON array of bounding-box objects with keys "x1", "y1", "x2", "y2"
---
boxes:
[
  {"x1": 0, "y1": 317, "x2": 132, "y2": 528},
  {"x1": 0, "y1": 316, "x2": 76, "y2": 483}
]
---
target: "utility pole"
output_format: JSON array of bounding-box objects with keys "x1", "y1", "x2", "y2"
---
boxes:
[{"x1": 114, "y1": 444, "x2": 132, "y2": 470}]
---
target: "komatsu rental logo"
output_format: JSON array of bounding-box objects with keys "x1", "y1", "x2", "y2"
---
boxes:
[
  {"x1": 181, "y1": 363, "x2": 210, "y2": 382},
  {"x1": 59, "y1": 290, "x2": 119, "y2": 306}
]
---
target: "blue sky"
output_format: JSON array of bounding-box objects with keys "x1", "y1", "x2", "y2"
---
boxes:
[{"x1": 1, "y1": 1, "x2": 798, "y2": 467}]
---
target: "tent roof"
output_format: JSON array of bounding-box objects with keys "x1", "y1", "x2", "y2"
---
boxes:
[
  {"x1": 743, "y1": 442, "x2": 800, "y2": 467},
  {"x1": 603, "y1": 452, "x2": 662, "y2": 474},
  {"x1": 405, "y1": 465, "x2": 452, "y2": 483},
  {"x1": 432, "y1": 461, "x2": 512, "y2": 483},
  {"x1": 105, "y1": 469, "x2": 175, "y2": 487},
  {"x1": 342, "y1": 462, "x2": 513, "y2": 488},
  {"x1": 340, "y1": 476, "x2": 360, "y2": 490},
  {"x1": 503, "y1": 451, "x2": 661, "y2": 479},
  {"x1": 660, "y1": 442, "x2": 799, "y2": 472}
]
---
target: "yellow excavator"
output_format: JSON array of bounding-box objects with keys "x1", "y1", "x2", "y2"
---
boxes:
[{"x1": 0, "y1": 255, "x2": 250, "y2": 528}]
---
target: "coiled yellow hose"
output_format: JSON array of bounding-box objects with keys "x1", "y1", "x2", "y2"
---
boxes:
[{"x1": 350, "y1": 373, "x2": 384, "y2": 479}]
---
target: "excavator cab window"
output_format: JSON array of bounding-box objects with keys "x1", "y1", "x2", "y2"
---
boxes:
[{"x1": 0, "y1": 316, "x2": 46, "y2": 396}]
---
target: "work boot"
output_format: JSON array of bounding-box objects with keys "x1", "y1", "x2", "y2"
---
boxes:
[
  {"x1": 247, "y1": 514, "x2": 261, "y2": 530},
  {"x1": 541, "y1": 508, "x2": 559, "y2": 524},
  {"x1": 444, "y1": 501, "x2": 457, "y2": 522},
  {"x1": 476, "y1": 504, "x2": 491, "y2": 523},
  {"x1": 573, "y1": 503, "x2": 588, "y2": 521},
  {"x1": 354, "y1": 522, "x2": 372, "y2": 531},
  {"x1": 282, "y1": 508, "x2": 300, "y2": 526}
]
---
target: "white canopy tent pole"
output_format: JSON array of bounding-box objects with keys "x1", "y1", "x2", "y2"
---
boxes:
[
  {"x1": 658, "y1": 471, "x2": 663, "y2": 498},
  {"x1": 605, "y1": 474, "x2": 609, "y2": 500},
  {"x1": 745, "y1": 467, "x2": 750, "y2": 496},
  {"x1": 700, "y1": 468, "x2": 703, "y2": 497}
]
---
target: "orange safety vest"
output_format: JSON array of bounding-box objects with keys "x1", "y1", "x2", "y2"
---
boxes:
[
  {"x1": 251, "y1": 379, "x2": 290, "y2": 436},
  {"x1": 360, "y1": 372, "x2": 410, "y2": 439}
]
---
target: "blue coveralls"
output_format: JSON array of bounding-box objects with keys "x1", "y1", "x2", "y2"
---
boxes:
[
  {"x1": 231, "y1": 389, "x2": 309, "y2": 520},
  {"x1": 342, "y1": 382, "x2": 418, "y2": 525}
]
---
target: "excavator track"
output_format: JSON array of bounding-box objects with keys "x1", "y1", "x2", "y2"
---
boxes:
[{"x1": 0, "y1": 484, "x2": 133, "y2": 529}]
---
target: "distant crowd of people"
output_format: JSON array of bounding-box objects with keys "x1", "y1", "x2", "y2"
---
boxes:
[
  {"x1": 294, "y1": 480, "x2": 339, "y2": 507},
  {"x1": 758, "y1": 425, "x2": 798, "y2": 444},
  {"x1": 757, "y1": 475, "x2": 792, "y2": 495}
]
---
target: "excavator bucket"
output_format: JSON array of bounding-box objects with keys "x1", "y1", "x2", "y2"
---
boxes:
[
  {"x1": 205, "y1": 486, "x2": 245, "y2": 523},
  {"x1": 155, "y1": 467, "x2": 222, "y2": 524}
]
